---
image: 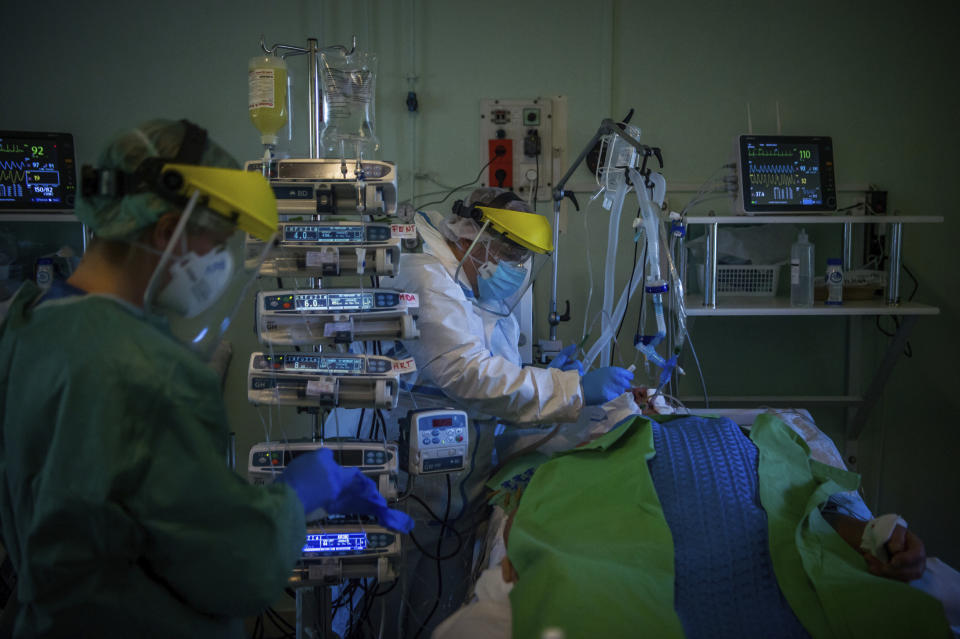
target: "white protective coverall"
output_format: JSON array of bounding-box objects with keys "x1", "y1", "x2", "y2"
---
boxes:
[{"x1": 372, "y1": 209, "x2": 585, "y2": 636}]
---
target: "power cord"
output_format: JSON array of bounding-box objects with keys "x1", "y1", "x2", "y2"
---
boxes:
[
  {"x1": 412, "y1": 474, "x2": 453, "y2": 639},
  {"x1": 414, "y1": 150, "x2": 503, "y2": 211}
]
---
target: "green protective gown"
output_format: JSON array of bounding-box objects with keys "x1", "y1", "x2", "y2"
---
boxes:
[{"x1": 0, "y1": 282, "x2": 306, "y2": 638}]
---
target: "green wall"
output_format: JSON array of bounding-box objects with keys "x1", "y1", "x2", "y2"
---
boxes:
[{"x1": 5, "y1": 0, "x2": 957, "y2": 564}]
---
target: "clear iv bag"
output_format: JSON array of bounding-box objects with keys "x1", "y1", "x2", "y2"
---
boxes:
[
  {"x1": 319, "y1": 48, "x2": 380, "y2": 160},
  {"x1": 248, "y1": 54, "x2": 289, "y2": 146}
]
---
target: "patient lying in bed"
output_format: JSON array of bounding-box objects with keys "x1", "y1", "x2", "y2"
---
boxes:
[{"x1": 434, "y1": 399, "x2": 959, "y2": 639}]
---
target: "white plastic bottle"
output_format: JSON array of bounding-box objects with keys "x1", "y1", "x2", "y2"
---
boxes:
[
  {"x1": 790, "y1": 229, "x2": 814, "y2": 307},
  {"x1": 826, "y1": 258, "x2": 844, "y2": 305}
]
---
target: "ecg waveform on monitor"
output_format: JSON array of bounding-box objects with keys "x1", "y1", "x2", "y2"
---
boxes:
[
  {"x1": 747, "y1": 148, "x2": 792, "y2": 158},
  {"x1": 748, "y1": 172, "x2": 797, "y2": 187}
]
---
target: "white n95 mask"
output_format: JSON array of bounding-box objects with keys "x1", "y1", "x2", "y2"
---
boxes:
[{"x1": 156, "y1": 247, "x2": 235, "y2": 318}]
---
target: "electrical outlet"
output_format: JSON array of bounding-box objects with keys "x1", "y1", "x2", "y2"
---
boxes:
[{"x1": 480, "y1": 98, "x2": 564, "y2": 202}]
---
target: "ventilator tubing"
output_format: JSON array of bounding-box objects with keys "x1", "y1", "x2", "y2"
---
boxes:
[
  {"x1": 598, "y1": 180, "x2": 629, "y2": 367},
  {"x1": 630, "y1": 167, "x2": 667, "y2": 291},
  {"x1": 584, "y1": 251, "x2": 645, "y2": 369},
  {"x1": 628, "y1": 168, "x2": 687, "y2": 387}
]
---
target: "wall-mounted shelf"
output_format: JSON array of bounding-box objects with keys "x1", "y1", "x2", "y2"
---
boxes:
[
  {"x1": 685, "y1": 296, "x2": 939, "y2": 317},
  {"x1": 684, "y1": 214, "x2": 942, "y2": 225},
  {"x1": 680, "y1": 212, "x2": 942, "y2": 469}
]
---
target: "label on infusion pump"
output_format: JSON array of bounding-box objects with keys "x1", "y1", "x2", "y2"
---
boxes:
[
  {"x1": 791, "y1": 259, "x2": 800, "y2": 285},
  {"x1": 400, "y1": 292, "x2": 419, "y2": 308},
  {"x1": 392, "y1": 358, "x2": 417, "y2": 374},
  {"x1": 391, "y1": 223, "x2": 417, "y2": 239}
]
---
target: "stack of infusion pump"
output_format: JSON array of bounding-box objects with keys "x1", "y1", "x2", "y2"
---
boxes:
[{"x1": 245, "y1": 157, "x2": 420, "y2": 583}]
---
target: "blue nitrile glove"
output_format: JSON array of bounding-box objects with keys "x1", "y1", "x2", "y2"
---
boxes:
[
  {"x1": 547, "y1": 343, "x2": 585, "y2": 376},
  {"x1": 582, "y1": 366, "x2": 634, "y2": 405},
  {"x1": 327, "y1": 472, "x2": 415, "y2": 534},
  {"x1": 277, "y1": 448, "x2": 351, "y2": 514},
  {"x1": 278, "y1": 448, "x2": 414, "y2": 534}
]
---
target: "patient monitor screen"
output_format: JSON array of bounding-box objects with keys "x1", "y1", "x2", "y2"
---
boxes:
[
  {"x1": 738, "y1": 135, "x2": 836, "y2": 213},
  {"x1": 0, "y1": 131, "x2": 76, "y2": 211}
]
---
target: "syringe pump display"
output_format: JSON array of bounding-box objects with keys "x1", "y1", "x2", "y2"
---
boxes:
[
  {"x1": 255, "y1": 289, "x2": 419, "y2": 346},
  {"x1": 247, "y1": 352, "x2": 401, "y2": 409},
  {"x1": 244, "y1": 158, "x2": 397, "y2": 216},
  {"x1": 246, "y1": 221, "x2": 401, "y2": 277},
  {"x1": 294, "y1": 524, "x2": 401, "y2": 583}
]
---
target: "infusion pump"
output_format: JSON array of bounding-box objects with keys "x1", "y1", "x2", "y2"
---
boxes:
[
  {"x1": 244, "y1": 158, "x2": 398, "y2": 216},
  {"x1": 247, "y1": 352, "x2": 403, "y2": 410},
  {"x1": 246, "y1": 220, "x2": 404, "y2": 278},
  {"x1": 248, "y1": 439, "x2": 399, "y2": 499},
  {"x1": 401, "y1": 409, "x2": 470, "y2": 475},
  {"x1": 248, "y1": 439, "x2": 403, "y2": 583},
  {"x1": 255, "y1": 288, "x2": 420, "y2": 346},
  {"x1": 293, "y1": 524, "x2": 401, "y2": 584}
]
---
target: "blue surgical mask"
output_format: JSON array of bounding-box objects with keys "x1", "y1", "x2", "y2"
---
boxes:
[{"x1": 476, "y1": 261, "x2": 527, "y2": 301}]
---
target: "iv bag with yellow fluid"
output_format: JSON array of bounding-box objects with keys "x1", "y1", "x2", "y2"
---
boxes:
[{"x1": 248, "y1": 54, "x2": 288, "y2": 146}]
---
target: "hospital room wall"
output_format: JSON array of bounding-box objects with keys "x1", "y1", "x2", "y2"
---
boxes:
[{"x1": 2, "y1": 0, "x2": 956, "y2": 563}]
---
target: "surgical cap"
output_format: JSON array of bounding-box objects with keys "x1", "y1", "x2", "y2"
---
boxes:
[
  {"x1": 441, "y1": 187, "x2": 534, "y2": 244},
  {"x1": 76, "y1": 119, "x2": 239, "y2": 241}
]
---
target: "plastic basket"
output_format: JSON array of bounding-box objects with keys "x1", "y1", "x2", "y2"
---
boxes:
[{"x1": 697, "y1": 263, "x2": 782, "y2": 296}]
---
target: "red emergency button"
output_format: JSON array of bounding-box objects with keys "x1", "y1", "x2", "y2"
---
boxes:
[
  {"x1": 283, "y1": 302, "x2": 292, "y2": 309},
  {"x1": 456, "y1": 435, "x2": 463, "y2": 442}
]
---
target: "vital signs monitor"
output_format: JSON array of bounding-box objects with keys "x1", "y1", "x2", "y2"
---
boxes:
[{"x1": 736, "y1": 135, "x2": 837, "y2": 214}]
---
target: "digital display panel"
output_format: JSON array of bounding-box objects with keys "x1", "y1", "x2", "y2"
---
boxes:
[
  {"x1": 303, "y1": 532, "x2": 367, "y2": 553},
  {"x1": 284, "y1": 224, "x2": 365, "y2": 243},
  {"x1": 284, "y1": 354, "x2": 364, "y2": 374},
  {"x1": 294, "y1": 292, "x2": 375, "y2": 311},
  {"x1": 432, "y1": 418, "x2": 453, "y2": 427},
  {"x1": 286, "y1": 448, "x2": 363, "y2": 466},
  {"x1": 739, "y1": 136, "x2": 836, "y2": 213},
  {"x1": 0, "y1": 131, "x2": 76, "y2": 210}
]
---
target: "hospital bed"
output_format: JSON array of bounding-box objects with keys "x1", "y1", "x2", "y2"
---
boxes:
[{"x1": 434, "y1": 403, "x2": 883, "y2": 639}]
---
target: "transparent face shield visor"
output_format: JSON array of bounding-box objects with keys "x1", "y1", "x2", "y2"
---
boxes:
[
  {"x1": 453, "y1": 220, "x2": 552, "y2": 317},
  {"x1": 142, "y1": 191, "x2": 275, "y2": 360}
]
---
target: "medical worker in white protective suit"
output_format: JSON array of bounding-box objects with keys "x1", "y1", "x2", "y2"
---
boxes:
[{"x1": 375, "y1": 188, "x2": 633, "y2": 637}]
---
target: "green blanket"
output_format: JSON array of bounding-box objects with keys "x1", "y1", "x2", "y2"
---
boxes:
[{"x1": 507, "y1": 414, "x2": 950, "y2": 638}]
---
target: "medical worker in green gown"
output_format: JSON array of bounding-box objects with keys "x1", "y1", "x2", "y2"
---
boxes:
[{"x1": 0, "y1": 119, "x2": 412, "y2": 638}]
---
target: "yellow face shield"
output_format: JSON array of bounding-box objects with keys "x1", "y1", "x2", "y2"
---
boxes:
[
  {"x1": 160, "y1": 163, "x2": 278, "y2": 241},
  {"x1": 474, "y1": 205, "x2": 554, "y2": 255}
]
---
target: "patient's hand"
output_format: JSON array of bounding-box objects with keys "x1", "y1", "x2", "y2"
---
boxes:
[{"x1": 863, "y1": 525, "x2": 926, "y2": 582}]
